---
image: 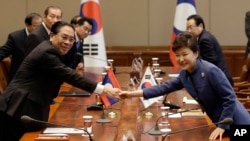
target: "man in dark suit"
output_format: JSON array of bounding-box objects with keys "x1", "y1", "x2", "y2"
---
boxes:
[
  {"x1": 0, "y1": 13, "x2": 42, "y2": 82},
  {"x1": 0, "y1": 21, "x2": 121, "y2": 141},
  {"x1": 25, "y1": 6, "x2": 62, "y2": 55},
  {"x1": 245, "y1": 11, "x2": 250, "y2": 59},
  {"x1": 72, "y1": 17, "x2": 93, "y2": 70},
  {"x1": 186, "y1": 14, "x2": 233, "y2": 86}
]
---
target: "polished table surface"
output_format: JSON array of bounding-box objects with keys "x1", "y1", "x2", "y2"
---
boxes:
[{"x1": 20, "y1": 66, "x2": 229, "y2": 141}]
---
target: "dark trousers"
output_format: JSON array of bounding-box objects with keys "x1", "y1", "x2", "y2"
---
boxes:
[{"x1": 0, "y1": 111, "x2": 25, "y2": 141}]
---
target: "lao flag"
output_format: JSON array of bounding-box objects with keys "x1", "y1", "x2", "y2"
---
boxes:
[
  {"x1": 99, "y1": 68, "x2": 120, "y2": 107},
  {"x1": 80, "y1": 0, "x2": 107, "y2": 67},
  {"x1": 137, "y1": 67, "x2": 162, "y2": 108},
  {"x1": 169, "y1": 0, "x2": 196, "y2": 69}
]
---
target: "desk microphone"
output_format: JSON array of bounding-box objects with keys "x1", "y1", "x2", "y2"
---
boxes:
[
  {"x1": 21, "y1": 115, "x2": 94, "y2": 141},
  {"x1": 161, "y1": 117, "x2": 233, "y2": 141},
  {"x1": 148, "y1": 108, "x2": 200, "y2": 135},
  {"x1": 96, "y1": 109, "x2": 111, "y2": 123}
]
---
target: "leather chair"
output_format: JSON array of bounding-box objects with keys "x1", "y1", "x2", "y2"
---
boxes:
[
  {"x1": 0, "y1": 57, "x2": 11, "y2": 95},
  {"x1": 233, "y1": 54, "x2": 250, "y2": 91}
]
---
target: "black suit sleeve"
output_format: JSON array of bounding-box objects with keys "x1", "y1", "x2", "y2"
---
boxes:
[{"x1": 0, "y1": 34, "x2": 14, "y2": 61}]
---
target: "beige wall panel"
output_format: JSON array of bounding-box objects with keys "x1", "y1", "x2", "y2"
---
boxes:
[
  {"x1": 210, "y1": 0, "x2": 249, "y2": 46},
  {"x1": 0, "y1": 0, "x2": 249, "y2": 47},
  {"x1": 0, "y1": 0, "x2": 26, "y2": 44},
  {"x1": 100, "y1": 0, "x2": 148, "y2": 46}
]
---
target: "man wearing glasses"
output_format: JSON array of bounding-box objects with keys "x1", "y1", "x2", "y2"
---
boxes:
[{"x1": 186, "y1": 14, "x2": 233, "y2": 86}]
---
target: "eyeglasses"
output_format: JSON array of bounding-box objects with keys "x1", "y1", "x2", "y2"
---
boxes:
[{"x1": 58, "y1": 34, "x2": 75, "y2": 43}]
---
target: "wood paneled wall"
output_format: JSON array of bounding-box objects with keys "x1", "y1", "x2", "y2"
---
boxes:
[{"x1": 106, "y1": 46, "x2": 246, "y2": 77}]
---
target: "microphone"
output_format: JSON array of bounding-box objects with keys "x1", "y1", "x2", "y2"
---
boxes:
[
  {"x1": 148, "y1": 108, "x2": 200, "y2": 135},
  {"x1": 21, "y1": 115, "x2": 94, "y2": 141},
  {"x1": 161, "y1": 117, "x2": 233, "y2": 141},
  {"x1": 96, "y1": 109, "x2": 111, "y2": 123}
]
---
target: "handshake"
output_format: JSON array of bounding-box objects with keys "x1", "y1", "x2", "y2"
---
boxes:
[{"x1": 103, "y1": 85, "x2": 143, "y2": 100}]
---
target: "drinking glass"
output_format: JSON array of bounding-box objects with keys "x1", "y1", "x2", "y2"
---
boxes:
[
  {"x1": 152, "y1": 57, "x2": 159, "y2": 65},
  {"x1": 159, "y1": 106, "x2": 170, "y2": 126},
  {"x1": 82, "y1": 115, "x2": 93, "y2": 137}
]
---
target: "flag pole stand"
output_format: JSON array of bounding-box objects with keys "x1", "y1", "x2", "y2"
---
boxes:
[{"x1": 144, "y1": 108, "x2": 153, "y2": 118}]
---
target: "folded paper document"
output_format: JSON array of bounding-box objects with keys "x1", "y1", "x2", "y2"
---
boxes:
[
  {"x1": 183, "y1": 96, "x2": 198, "y2": 104},
  {"x1": 43, "y1": 128, "x2": 84, "y2": 134}
]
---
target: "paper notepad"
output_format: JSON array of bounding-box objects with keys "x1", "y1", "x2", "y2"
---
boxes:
[
  {"x1": 183, "y1": 97, "x2": 198, "y2": 104},
  {"x1": 43, "y1": 128, "x2": 84, "y2": 134}
]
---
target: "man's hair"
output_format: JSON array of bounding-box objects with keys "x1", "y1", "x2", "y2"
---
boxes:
[
  {"x1": 51, "y1": 21, "x2": 74, "y2": 35},
  {"x1": 25, "y1": 13, "x2": 41, "y2": 25},
  {"x1": 70, "y1": 15, "x2": 82, "y2": 25},
  {"x1": 76, "y1": 17, "x2": 93, "y2": 27},
  {"x1": 187, "y1": 14, "x2": 206, "y2": 29}
]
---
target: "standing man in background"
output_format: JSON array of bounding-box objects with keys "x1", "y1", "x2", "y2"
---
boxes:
[
  {"x1": 186, "y1": 14, "x2": 234, "y2": 86},
  {"x1": 25, "y1": 6, "x2": 62, "y2": 55},
  {"x1": 245, "y1": 11, "x2": 250, "y2": 59},
  {"x1": 0, "y1": 13, "x2": 42, "y2": 83}
]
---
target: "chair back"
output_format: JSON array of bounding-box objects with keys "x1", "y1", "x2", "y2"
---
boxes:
[{"x1": 0, "y1": 57, "x2": 11, "y2": 95}]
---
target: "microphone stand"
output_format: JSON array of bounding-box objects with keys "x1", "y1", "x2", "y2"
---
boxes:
[
  {"x1": 21, "y1": 115, "x2": 95, "y2": 141},
  {"x1": 147, "y1": 108, "x2": 200, "y2": 135},
  {"x1": 53, "y1": 101, "x2": 111, "y2": 123},
  {"x1": 96, "y1": 109, "x2": 111, "y2": 123}
]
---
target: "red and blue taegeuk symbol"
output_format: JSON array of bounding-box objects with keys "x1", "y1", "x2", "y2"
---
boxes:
[{"x1": 80, "y1": 1, "x2": 102, "y2": 35}]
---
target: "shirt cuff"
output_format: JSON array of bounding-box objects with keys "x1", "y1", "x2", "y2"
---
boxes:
[{"x1": 93, "y1": 84, "x2": 104, "y2": 94}]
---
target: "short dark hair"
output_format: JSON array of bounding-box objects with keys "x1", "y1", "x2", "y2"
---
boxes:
[
  {"x1": 51, "y1": 21, "x2": 75, "y2": 35},
  {"x1": 172, "y1": 31, "x2": 198, "y2": 53},
  {"x1": 187, "y1": 14, "x2": 206, "y2": 29},
  {"x1": 25, "y1": 13, "x2": 41, "y2": 25},
  {"x1": 70, "y1": 15, "x2": 82, "y2": 25},
  {"x1": 76, "y1": 17, "x2": 93, "y2": 27}
]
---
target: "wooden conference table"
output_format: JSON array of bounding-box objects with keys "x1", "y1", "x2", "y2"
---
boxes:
[{"x1": 20, "y1": 67, "x2": 229, "y2": 141}]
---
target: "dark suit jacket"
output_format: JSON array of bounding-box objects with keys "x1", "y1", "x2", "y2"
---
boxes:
[
  {"x1": 0, "y1": 40, "x2": 97, "y2": 131},
  {"x1": 0, "y1": 29, "x2": 27, "y2": 82},
  {"x1": 245, "y1": 11, "x2": 250, "y2": 58},
  {"x1": 24, "y1": 24, "x2": 49, "y2": 55},
  {"x1": 198, "y1": 30, "x2": 233, "y2": 86}
]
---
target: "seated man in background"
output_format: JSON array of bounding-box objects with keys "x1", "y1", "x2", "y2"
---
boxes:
[
  {"x1": 0, "y1": 13, "x2": 42, "y2": 83},
  {"x1": 63, "y1": 17, "x2": 93, "y2": 70}
]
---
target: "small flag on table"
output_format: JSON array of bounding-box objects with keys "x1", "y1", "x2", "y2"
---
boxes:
[{"x1": 99, "y1": 68, "x2": 120, "y2": 107}]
